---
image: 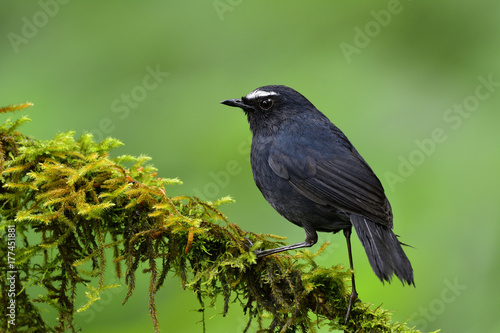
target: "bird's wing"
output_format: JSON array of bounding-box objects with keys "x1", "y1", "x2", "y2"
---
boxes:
[{"x1": 268, "y1": 143, "x2": 393, "y2": 227}]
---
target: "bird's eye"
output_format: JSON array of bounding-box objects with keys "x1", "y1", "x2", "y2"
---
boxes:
[{"x1": 259, "y1": 98, "x2": 273, "y2": 110}]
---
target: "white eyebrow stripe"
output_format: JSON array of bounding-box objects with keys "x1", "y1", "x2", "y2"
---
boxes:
[{"x1": 246, "y1": 90, "x2": 278, "y2": 100}]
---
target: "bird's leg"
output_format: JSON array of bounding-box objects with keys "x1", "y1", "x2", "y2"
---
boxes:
[
  {"x1": 343, "y1": 227, "x2": 358, "y2": 323},
  {"x1": 255, "y1": 240, "x2": 313, "y2": 257},
  {"x1": 255, "y1": 227, "x2": 318, "y2": 258}
]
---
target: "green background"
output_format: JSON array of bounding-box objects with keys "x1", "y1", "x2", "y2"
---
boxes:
[{"x1": 2, "y1": 1, "x2": 499, "y2": 332}]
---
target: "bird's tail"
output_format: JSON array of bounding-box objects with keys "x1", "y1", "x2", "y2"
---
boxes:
[{"x1": 350, "y1": 215, "x2": 414, "y2": 286}]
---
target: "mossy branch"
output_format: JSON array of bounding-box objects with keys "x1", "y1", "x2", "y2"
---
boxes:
[{"x1": 0, "y1": 104, "x2": 431, "y2": 333}]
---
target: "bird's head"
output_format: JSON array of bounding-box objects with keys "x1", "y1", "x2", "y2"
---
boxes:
[{"x1": 221, "y1": 85, "x2": 317, "y2": 135}]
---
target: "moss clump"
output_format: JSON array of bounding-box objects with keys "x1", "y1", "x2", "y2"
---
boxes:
[{"x1": 0, "y1": 104, "x2": 430, "y2": 333}]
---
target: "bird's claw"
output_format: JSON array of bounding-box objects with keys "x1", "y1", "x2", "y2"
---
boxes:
[
  {"x1": 241, "y1": 237, "x2": 266, "y2": 258},
  {"x1": 241, "y1": 237, "x2": 254, "y2": 250},
  {"x1": 344, "y1": 290, "x2": 359, "y2": 324},
  {"x1": 253, "y1": 249, "x2": 265, "y2": 258}
]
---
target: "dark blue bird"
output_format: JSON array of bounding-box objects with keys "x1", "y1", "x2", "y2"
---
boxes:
[{"x1": 221, "y1": 85, "x2": 414, "y2": 321}]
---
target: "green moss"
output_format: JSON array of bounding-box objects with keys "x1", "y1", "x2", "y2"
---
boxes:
[{"x1": 0, "y1": 104, "x2": 435, "y2": 332}]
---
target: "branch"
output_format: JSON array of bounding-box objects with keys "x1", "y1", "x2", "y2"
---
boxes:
[{"x1": 0, "y1": 104, "x2": 432, "y2": 333}]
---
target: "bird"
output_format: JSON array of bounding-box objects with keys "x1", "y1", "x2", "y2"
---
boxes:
[{"x1": 220, "y1": 85, "x2": 414, "y2": 322}]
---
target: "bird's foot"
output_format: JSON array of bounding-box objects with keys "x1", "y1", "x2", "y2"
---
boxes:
[
  {"x1": 241, "y1": 237, "x2": 269, "y2": 258},
  {"x1": 241, "y1": 237, "x2": 254, "y2": 250},
  {"x1": 253, "y1": 248, "x2": 266, "y2": 258},
  {"x1": 344, "y1": 289, "x2": 359, "y2": 323}
]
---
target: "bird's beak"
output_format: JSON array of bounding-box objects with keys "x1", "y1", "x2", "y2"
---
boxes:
[{"x1": 220, "y1": 98, "x2": 254, "y2": 111}]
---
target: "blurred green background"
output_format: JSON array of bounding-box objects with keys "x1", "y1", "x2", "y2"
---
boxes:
[{"x1": 1, "y1": 1, "x2": 499, "y2": 332}]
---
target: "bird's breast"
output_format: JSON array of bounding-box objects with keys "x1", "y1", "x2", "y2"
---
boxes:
[{"x1": 249, "y1": 134, "x2": 350, "y2": 231}]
